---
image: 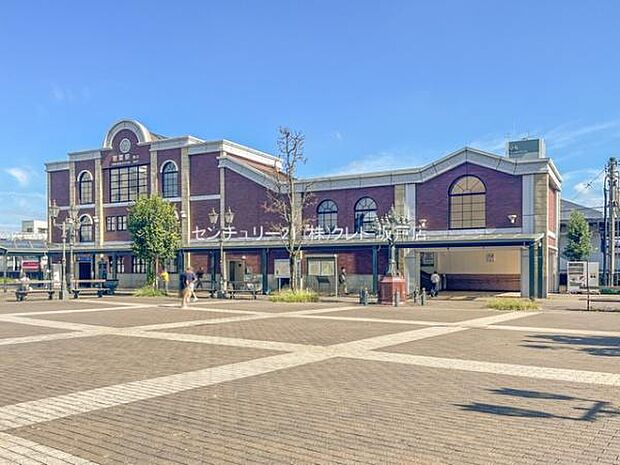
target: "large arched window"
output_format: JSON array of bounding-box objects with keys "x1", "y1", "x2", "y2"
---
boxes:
[
  {"x1": 449, "y1": 175, "x2": 486, "y2": 229},
  {"x1": 78, "y1": 171, "x2": 93, "y2": 204},
  {"x1": 161, "y1": 161, "x2": 179, "y2": 198},
  {"x1": 79, "y1": 215, "x2": 93, "y2": 242},
  {"x1": 317, "y1": 200, "x2": 338, "y2": 231},
  {"x1": 354, "y1": 197, "x2": 377, "y2": 232}
]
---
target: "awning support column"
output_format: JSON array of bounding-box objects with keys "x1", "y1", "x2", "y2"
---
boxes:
[
  {"x1": 261, "y1": 248, "x2": 269, "y2": 295},
  {"x1": 372, "y1": 246, "x2": 379, "y2": 295}
]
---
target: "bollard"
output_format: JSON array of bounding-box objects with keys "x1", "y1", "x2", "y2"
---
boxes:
[
  {"x1": 394, "y1": 291, "x2": 400, "y2": 307},
  {"x1": 413, "y1": 288, "x2": 419, "y2": 304},
  {"x1": 420, "y1": 288, "x2": 427, "y2": 306},
  {"x1": 359, "y1": 287, "x2": 369, "y2": 306}
]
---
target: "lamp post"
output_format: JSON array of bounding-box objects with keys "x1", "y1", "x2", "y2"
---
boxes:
[
  {"x1": 208, "y1": 206, "x2": 235, "y2": 298},
  {"x1": 373, "y1": 206, "x2": 411, "y2": 277},
  {"x1": 373, "y1": 206, "x2": 411, "y2": 304},
  {"x1": 48, "y1": 200, "x2": 80, "y2": 300}
]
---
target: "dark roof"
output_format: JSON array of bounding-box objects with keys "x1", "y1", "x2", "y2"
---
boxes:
[
  {"x1": 560, "y1": 199, "x2": 603, "y2": 222},
  {"x1": 0, "y1": 239, "x2": 47, "y2": 254}
]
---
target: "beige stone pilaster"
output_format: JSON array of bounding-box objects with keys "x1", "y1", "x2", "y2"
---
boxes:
[
  {"x1": 181, "y1": 147, "x2": 191, "y2": 247},
  {"x1": 394, "y1": 184, "x2": 406, "y2": 215},
  {"x1": 94, "y1": 158, "x2": 104, "y2": 247},
  {"x1": 68, "y1": 163, "x2": 76, "y2": 207},
  {"x1": 150, "y1": 149, "x2": 158, "y2": 195}
]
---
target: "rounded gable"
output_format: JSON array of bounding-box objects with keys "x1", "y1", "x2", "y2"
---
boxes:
[{"x1": 103, "y1": 119, "x2": 152, "y2": 149}]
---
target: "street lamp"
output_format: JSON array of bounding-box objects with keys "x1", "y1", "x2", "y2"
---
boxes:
[
  {"x1": 49, "y1": 200, "x2": 80, "y2": 300},
  {"x1": 373, "y1": 206, "x2": 411, "y2": 277},
  {"x1": 208, "y1": 206, "x2": 235, "y2": 298},
  {"x1": 373, "y1": 206, "x2": 411, "y2": 305}
]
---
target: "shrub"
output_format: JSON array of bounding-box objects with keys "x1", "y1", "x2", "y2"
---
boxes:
[
  {"x1": 134, "y1": 286, "x2": 168, "y2": 297},
  {"x1": 487, "y1": 297, "x2": 539, "y2": 311},
  {"x1": 601, "y1": 287, "x2": 620, "y2": 295},
  {"x1": 268, "y1": 289, "x2": 319, "y2": 303}
]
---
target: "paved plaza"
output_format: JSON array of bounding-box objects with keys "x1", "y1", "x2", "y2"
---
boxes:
[{"x1": 0, "y1": 294, "x2": 618, "y2": 464}]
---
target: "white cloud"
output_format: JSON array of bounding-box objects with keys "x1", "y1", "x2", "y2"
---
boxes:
[
  {"x1": 333, "y1": 131, "x2": 343, "y2": 141},
  {"x1": 0, "y1": 191, "x2": 46, "y2": 232},
  {"x1": 5, "y1": 167, "x2": 33, "y2": 187},
  {"x1": 562, "y1": 168, "x2": 605, "y2": 208},
  {"x1": 544, "y1": 121, "x2": 620, "y2": 150}
]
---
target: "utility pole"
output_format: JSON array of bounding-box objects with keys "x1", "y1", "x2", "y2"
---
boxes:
[{"x1": 607, "y1": 157, "x2": 618, "y2": 286}]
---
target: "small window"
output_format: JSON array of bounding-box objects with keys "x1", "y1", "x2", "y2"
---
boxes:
[
  {"x1": 132, "y1": 256, "x2": 147, "y2": 274},
  {"x1": 117, "y1": 216, "x2": 127, "y2": 231},
  {"x1": 106, "y1": 216, "x2": 116, "y2": 232},
  {"x1": 449, "y1": 175, "x2": 486, "y2": 229},
  {"x1": 307, "y1": 258, "x2": 335, "y2": 277},
  {"x1": 354, "y1": 197, "x2": 377, "y2": 233},
  {"x1": 79, "y1": 215, "x2": 93, "y2": 242},
  {"x1": 161, "y1": 161, "x2": 179, "y2": 198},
  {"x1": 317, "y1": 200, "x2": 338, "y2": 232},
  {"x1": 78, "y1": 172, "x2": 93, "y2": 204}
]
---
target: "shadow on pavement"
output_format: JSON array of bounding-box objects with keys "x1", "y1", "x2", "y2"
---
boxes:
[
  {"x1": 521, "y1": 334, "x2": 620, "y2": 357},
  {"x1": 456, "y1": 388, "x2": 620, "y2": 422}
]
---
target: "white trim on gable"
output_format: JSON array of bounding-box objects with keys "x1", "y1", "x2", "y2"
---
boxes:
[
  {"x1": 218, "y1": 157, "x2": 277, "y2": 190},
  {"x1": 103, "y1": 120, "x2": 152, "y2": 148}
]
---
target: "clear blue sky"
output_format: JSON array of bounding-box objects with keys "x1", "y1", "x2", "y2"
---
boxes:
[{"x1": 1, "y1": 0, "x2": 619, "y2": 230}]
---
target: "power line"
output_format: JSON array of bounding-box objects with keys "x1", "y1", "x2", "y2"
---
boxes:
[{"x1": 568, "y1": 168, "x2": 605, "y2": 203}]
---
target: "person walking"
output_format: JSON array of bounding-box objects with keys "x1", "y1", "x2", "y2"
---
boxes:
[
  {"x1": 338, "y1": 267, "x2": 348, "y2": 295},
  {"x1": 159, "y1": 267, "x2": 169, "y2": 296},
  {"x1": 430, "y1": 271, "x2": 441, "y2": 297},
  {"x1": 185, "y1": 266, "x2": 197, "y2": 304},
  {"x1": 179, "y1": 268, "x2": 188, "y2": 308},
  {"x1": 196, "y1": 267, "x2": 205, "y2": 289}
]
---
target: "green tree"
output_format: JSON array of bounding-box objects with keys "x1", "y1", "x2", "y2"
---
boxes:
[
  {"x1": 128, "y1": 195, "x2": 181, "y2": 286},
  {"x1": 564, "y1": 211, "x2": 592, "y2": 261}
]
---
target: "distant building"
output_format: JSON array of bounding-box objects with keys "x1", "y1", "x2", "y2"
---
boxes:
[{"x1": 558, "y1": 199, "x2": 605, "y2": 284}]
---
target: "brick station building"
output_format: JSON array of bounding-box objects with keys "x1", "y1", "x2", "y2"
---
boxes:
[{"x1": 46, "y1": 119, "x2": 561, "y2": 298}]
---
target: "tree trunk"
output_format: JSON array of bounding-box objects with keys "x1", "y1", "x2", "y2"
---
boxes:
[{"x1": 289, "y1": 255, "x2": 297, "y2": 292}]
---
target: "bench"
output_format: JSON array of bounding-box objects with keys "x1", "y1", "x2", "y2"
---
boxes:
[
  {"x1": 228, "y1": 281, "x2": 260, "y2": 300},
  {"x1": 71, "y1": 279, "x2": 107, "y2": 299},
  {"x1": 14, "y1": 280, "x2": 55, "y2": 301},
  {"x1": 16, "y1": 288, "x2": 56, "y2": 301}
]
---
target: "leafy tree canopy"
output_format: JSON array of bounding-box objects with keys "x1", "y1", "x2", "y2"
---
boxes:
[
  {"x1": 564, "y1": 210, "x2": 592, "y2": 262},
  {"x1": 128, "y1": 195, "x2": 181, "y2": 284}
]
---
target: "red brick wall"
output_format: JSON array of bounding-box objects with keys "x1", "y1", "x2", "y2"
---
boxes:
[
  {"x1": 416, "y1": 163, "x2": 523, "y2": 230},
  {"x1": 190, "y1": 199, "x2": 220, "y2": 238},
  {"x1": 189, "y1": 153, "x2": 220, "y2": 196},
  {"x1": 548, "y1": 185, "x2": 558, "y2": 232},
  {"x1": 50, "y1": 170, "x2": 70, "y2": 206},
  {"x1": 225, "y1": 169, "x2": 280, "y2": 232},
  {"x1": 102, "y1": 206, "x2": 131, "y2": 242}
]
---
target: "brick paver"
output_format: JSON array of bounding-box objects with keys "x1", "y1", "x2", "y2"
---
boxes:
[
  {"x1": 10, "y1": 358, "x2": 620, "y2": 465},
  {"x1": 0, "y1": 335, "x2": 279, "y2": 407},
  {"x1": 0, "y1": 321, "x2": 72, "y2": 339},
  {"x1": 493, "y1": 310, "x2": 620, "y2": 332},
  {"x1": 167, "y1": 317, "x2": 420, "y2": 346},
  {"x1": 21, "y1": 307, "x2": 250, "y2": 328},
  {"x1": 0, "y1": 295, "x2": 619, "y2": 464},
  {"x1": 315, "y1": 306, "x2": 500, "y2": 322},
  {"x1": 380, "y1": 327, "x2": 620, "y2": 373}
]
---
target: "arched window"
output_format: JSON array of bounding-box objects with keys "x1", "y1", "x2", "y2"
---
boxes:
[
  {"x1": 449, "y1": 175, "x2": 486, "y2": 229},
  {"x1": 354, "y1": 197, "x2": 377, "y2": 232},
  {"x1": 79, "y1": 215, "x2": 93, "y2": 242},
  {"x1": 161, "y1": 161, "x2": 179, "y2": 198},
  {"x1": 317, "y1": 200, "x2": 338, "y2": 232},
  {"x1": 78, "y1": 171, "x2": 93, "y2": 204}
]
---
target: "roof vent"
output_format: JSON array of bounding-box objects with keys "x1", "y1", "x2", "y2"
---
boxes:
[{"x1": 506, "y1": 138, "x2": 546, "y2": 160}]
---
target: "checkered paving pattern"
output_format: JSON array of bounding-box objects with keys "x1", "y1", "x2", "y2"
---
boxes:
[{"x1": 0, "y1": 296, "x2": 618, "y2": 464}]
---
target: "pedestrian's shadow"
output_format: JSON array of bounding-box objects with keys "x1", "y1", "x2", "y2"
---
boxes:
[{"x1": 455, "y1": 388, "x2": 620, "y2": 422}]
